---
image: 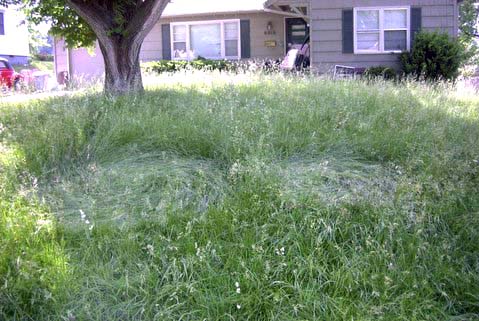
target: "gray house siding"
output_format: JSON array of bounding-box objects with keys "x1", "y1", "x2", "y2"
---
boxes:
[
  {"x1": 55, "y1": 12, "x2": 285, "y2": 80},
  {"x1": 55, "y1": 11, "x2": 288, "y2": 80},
  {"x1": 310, "y1": 0, "x2": 459, "y2": 72},
  {"x1": 54, "y1": 0, "x2": 461, "y2": 79},
  {"x1": 142, "y1": 12, "x2": 287, "y2": 61}
]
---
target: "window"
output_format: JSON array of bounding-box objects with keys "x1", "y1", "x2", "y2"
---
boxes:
[
  {"x1": 354, "y1": 7, "x2": 409, "y2": 54},
  {"x1": 224, "y1": 22, "x2": 239, "y2": 57},
  {"x1": 171, "y1": 19, "x2": 240, "y2": 60},
  {"x1": 190, "y1": 24, "x2": 221, "y2": 58},
  {"x1": 172, "y1": 25, "x2": 187, "y2": 58},
  {"x1": 0, "y1": 12, "x2": 5, "y2": 35}
]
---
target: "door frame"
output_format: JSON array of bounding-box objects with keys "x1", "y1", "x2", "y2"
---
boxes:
[{"x1": 284, "y1": 17, "x2": 309, "y2": 54}]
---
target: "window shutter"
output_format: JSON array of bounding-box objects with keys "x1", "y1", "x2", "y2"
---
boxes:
[
  {"x1": 342, "y1": 9, "x2": 354, "y2": 54},
  {"x1": 0, "y1": 12, "x2": 5, "y2": 35},
  {"x1": 162, "y1": 24, "x2": 171, "y2": 60},
  {"x1": 410, "y1": 8, "x2": 422, "y2": 49},
  {"x1": 240, "y1": 20, "x2": 251, "y2": 59}
]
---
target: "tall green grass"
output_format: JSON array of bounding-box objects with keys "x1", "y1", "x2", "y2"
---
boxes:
[
  {"x1": 0, "y1": 146, "x2": 71, "y2": 319},
  {"x1": 1, "y1": 73, "x2": 478, "y2": 320}
]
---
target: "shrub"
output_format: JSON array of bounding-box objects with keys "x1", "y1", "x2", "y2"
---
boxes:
[
  {"x1": 364, "y1": 66, "x2": 397, "y2": 80},
  {"x1": 33, "y1": 53, "x2": 54, "y2": 62},
  {"x1": 400, "y1": 31, "x2": 465, "y2": 81},
  {"x1": 142, "y1": 58, "x2": 287, "y2": 75},
  {"x1": 142, "y1": 58, "x2": 235, "y2": 74}
]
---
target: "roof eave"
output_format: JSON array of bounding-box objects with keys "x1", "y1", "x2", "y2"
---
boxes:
[
  {"x1": 264, "y1": 0, "x2": 276, "y2": 7},
  {"x1": 161, "y1": 9, "x2": 265, "y2": 19}
]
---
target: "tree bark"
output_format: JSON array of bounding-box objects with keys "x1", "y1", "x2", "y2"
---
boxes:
[{"x1": 98, "y1": 37, "x2": 144, "y2": 95}]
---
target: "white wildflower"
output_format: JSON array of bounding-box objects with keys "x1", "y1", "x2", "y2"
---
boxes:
[
  {"x1": 79, "y1": 209, "x2": 93, "y2": 230},
  {"x1": 146, "y1": 244, "x2": 155, "y2": 256},
  {"x1": 236, "y1": 304, "x2": 241, "y2": 310},
  {"x1": 228, "y1": 161, "x2": 241, "y2": 181},
  {"x1": 79, "y1": 209, "x2": 86, "y2": 221},
  {"x1": 275, "y1": 247, "x2": 285, "y2": 256}
]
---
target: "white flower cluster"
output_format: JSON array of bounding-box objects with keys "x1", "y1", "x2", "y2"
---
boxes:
[
  {"x1": 79, "y1": 209, "x2": 94, "y2": 231},
  {"x1": 235, "y1": 282, "x2": 241, "y2": 310},
  {"x1": 275, "y1": 247, "x2": 285, "y2": 256}
]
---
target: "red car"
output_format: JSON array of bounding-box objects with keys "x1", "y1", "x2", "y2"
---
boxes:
[{"x1": 0, "y1": 57, "x2": 23, "y2": 90}]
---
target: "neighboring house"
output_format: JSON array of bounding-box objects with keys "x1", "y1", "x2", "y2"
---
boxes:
[
  {"x1": 0, "y1": 5, "x2": 30, "y2": 65},
  {"x1": 54, "y1": 0, "x2": 461, "y2": 79}
]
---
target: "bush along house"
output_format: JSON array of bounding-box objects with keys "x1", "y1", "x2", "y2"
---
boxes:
[{"x1": 54, "y1": 0, "x2": 461, "y2": 80}]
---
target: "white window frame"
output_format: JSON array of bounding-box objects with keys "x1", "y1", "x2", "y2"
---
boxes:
[
  {"x1": 170, "y1": 19, "x2": 241, "y2": 60},
  {"x1": 353, "y1": 6, "x2": 410, "y2": 54}
]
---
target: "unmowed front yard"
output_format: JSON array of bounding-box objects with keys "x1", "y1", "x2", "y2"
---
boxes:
[{"x1": 1, "y1": 72, "x2": 478, "y2": 320}]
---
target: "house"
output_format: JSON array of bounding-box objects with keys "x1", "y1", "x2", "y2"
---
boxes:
[
  {"x1": 54, "y1": 0, "x2": 461, "y2": 79},
  {"x1": 0, "y1": 5, "x2": 30, "y2": 65}
]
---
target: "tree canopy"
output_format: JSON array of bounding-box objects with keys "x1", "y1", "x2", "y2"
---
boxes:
[
  {"x1": 459, "y1": 0, "x2": 479, "y2": 64},
  {"x1": 459, "y1": 0, "x2": 479, "y2": 40}
]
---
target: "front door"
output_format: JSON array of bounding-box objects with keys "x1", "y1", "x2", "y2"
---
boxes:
[{"x1": 285, "y1": 18, "x2": 309, "y2": 53}]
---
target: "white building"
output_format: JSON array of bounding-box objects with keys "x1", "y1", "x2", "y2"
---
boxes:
[{"x1": 0, "y1": 5, "x2": 30, "y2": 64}]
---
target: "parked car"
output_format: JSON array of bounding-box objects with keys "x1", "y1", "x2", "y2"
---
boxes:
[{"x1": 0, "y1": 58, "x2": 24, "y2": 91}]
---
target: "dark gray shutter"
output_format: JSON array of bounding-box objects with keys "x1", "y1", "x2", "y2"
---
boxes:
[
  {"x1": 342, "y1": 9, "x2": 354, "y2": 54},
  {"x1": 0, "y1": 12, "x2": 4, "y2": 35},
  {"x1": 162, "y1": 24, "x2": 171, "y2": 60},
  {"x1": 240, "y1": 20, "x2": 251, "y2": 59},
  {"x1": 410, "y1": 8, "x2": 422, "y2": 48}
]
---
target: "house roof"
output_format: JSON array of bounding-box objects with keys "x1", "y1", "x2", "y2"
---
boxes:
[
  {"x1": 162, "y1": 0, "x2": 267, "y2": 17},
  {"x1": 160, "y1": 0, "x2": 465, "y2": 18},
  {"x1": 265, "y1": 0, "x2": 464, "y2": 5}
]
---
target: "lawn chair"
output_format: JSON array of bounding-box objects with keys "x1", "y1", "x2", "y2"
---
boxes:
[{"x1": 333, "y1": 65, "x2": 357, "y2": 79}]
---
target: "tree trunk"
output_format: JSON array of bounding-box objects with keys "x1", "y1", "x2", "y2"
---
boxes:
[
  {"x1": 64, "y1": 0, "x2": 171, "y2": 95},
  {"x1": 98, "y1": 37, "x2": 144, "y2": 95}
]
